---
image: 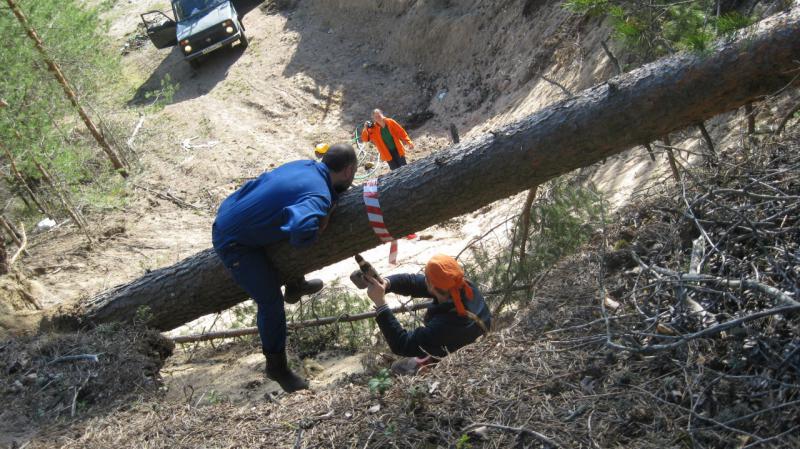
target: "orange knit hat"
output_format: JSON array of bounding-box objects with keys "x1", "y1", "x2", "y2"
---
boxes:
[{"x1": 425, "y1": 254, "x2": 474, "y2": 316}]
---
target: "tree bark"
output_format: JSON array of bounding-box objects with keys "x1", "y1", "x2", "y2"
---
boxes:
[
  {"x1": 73, "y1": 8, "x2": 800, "y2": 331},
  {"x1": 5, "y1": 0, "x2": 128, "y2": 177}
]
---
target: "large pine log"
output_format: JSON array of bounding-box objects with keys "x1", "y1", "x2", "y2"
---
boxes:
[{"x1": 76, "y1": 8, "x2": 800, "y2": 330}]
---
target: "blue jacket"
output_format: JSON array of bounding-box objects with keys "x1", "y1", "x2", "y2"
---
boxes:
[{"x1": 212, "y1": 160, "x2": 336, "y2": 249}]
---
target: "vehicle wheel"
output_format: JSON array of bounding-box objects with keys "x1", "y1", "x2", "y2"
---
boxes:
[
  {"x1": 238, "y1": 23, "x2": 249, "y2": 49},
  {"x1": 189, "y1": 58, "x2": 201, "y2": 69}
]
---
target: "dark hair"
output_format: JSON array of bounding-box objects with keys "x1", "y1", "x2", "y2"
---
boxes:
[{"x1": 322, "y1": 143, "x2": 357, "y2": 172}]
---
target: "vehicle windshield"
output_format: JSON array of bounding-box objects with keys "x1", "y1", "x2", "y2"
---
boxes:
[{"x1": 172, "y1": 0, "x2": 225, "y2": 21}]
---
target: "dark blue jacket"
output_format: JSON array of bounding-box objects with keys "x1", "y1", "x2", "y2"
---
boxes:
[
  {"x1": 212, "y1": 161, "x2": 336, "y2": 249},
  {"x1": 376, "y1": 273, "x2": 491, "y2": 358}
]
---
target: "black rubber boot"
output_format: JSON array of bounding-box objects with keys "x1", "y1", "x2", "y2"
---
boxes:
[
  {"x1": 265, "y1": 351, "x2": 309, "y2": 393},
  {"x1": 283, "y1": 278, "x2": 323, "y2": 304}
]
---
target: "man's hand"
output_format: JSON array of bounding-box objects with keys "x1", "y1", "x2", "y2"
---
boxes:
[
  {"x1": 365, "y1": 276, "x2": 388, "y2": 307},
  {"x1": 407, "y1": 142, "x2": 415, "y2": 150}
]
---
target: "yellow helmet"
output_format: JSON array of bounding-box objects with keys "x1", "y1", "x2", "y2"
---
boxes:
[{"x1": 314, "y1": 143, "x2": 330, "y2": 155}]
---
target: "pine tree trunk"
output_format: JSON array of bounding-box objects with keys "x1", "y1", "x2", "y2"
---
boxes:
[
  {"x1": 5, "y1": 0, "x2": 128, "y2": 177},
  {"x1": 73, "y1": 8, "x2": 800, "y2": 331}
]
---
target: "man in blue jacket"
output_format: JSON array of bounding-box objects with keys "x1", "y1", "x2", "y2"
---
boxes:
[{"x1": 212, "y1": 144, "x2": 357, "y2": 392}]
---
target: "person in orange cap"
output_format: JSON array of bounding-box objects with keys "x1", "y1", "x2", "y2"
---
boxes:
[{"x1": 357, "y1": 254, "x2": 491, "y2": 373}]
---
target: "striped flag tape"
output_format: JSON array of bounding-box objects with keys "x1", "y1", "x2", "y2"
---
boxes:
[{"x1": 363, "y1": 178, "x2": 398, "y2": 264}]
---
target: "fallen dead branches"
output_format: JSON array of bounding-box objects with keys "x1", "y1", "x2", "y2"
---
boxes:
[
  {"x1": 48, "y1": 354, "x2": 101, "y2": 364},
  {"x1": 631, "y1": 252, "x2": 798, "y2": 307},
  {"x1": 133, "y1": 183, "x2": 203, "y2": 210},
  {"x1": 604, "y1": 303, "x2": 800, "y2": 353},
  {"x1": 463, "y1": 422, "x2": 561, "y2": 448}
]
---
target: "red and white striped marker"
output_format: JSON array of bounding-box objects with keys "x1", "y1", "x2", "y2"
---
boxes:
[{"x1": 363, "y1": 178, "x2": 398, "y2": 264}]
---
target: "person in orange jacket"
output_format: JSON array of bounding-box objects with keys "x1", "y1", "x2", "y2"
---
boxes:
[{"x1": 360, "y1": 109, "x2": 415, "y2": 171}]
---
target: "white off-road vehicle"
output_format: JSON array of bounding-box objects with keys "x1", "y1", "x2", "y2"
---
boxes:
[{"x1": 141, "y1": 0, "x2": 248, "y2": 68}]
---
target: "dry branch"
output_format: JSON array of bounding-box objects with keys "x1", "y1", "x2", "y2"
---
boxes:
[
  {"x1": 48, "y1": 354, "x2": 101, "y2": 364},
  {"x1": 0, "y1": 215, "x2": 29, "y2": 257},
  {"x1": 127, "y1": 114, "x2": 145, "y2": 149},
  {"x1": 776, "y1": 102, "x2": 800, "y2": 135},
  {"x1": 133, "y1": 183, "x2": 202, "y2": 210},
  {"x1": 463, "y1": 422, "x2": 560, "y2": 448},
  {"x1": 8, "y1": 221, "x2": 26, "y2": 265},
  {"x1": 171, "y1": 301, "x2": 432, "y2": 344},
  {"x1": 0, "y1": 215, "x2": 22, "y2": 246}
]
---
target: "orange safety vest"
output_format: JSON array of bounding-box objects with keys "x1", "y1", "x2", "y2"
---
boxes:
[{"x1": 360, "y1": 118, "x2": 412, "y2": 162}]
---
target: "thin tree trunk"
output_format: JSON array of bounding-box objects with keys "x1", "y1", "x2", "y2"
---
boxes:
[
  {"x1": 697, "y1": 122, "x2": 717, "y2": 163},
  {"x1": 0, "y1": 215, "x2": 29, "y2": 257},
  {"x1": 661, "y1": 135, "x2": 682, "y2": 183},
  {"x1": 0, "y1": 141, "x2": 52, "y2": 217},
  {"x1": 32, "y1": 160, "x2": 92, "y2": 243},
  {"x1": 8, "y1": 222, "x2": 26, "y2": 266},
  {"x1": 775, "y1": 103, "x2": 800, "y2": 135},
  {"x1": 643, "y1": 143, "x2": 657, "y2": 162},
  {"x1": 601, "y1": 40, "x2": 623, "y2": 75},
  {"x1": 0, "y1": 237, "x2": 7, "y2": 275},
  {"x1": 449, "y1": 124, "x2": 460, "y2": 144},
  {"x1": 71, "y1": 8, "x2": 800, "y2": 331},
  {"x1": 5, "y1": 0, "x2": 128, "y2": 177},
  {"x1": 745, "y1": 102, "x2": 756, "y2": 135},
  {"x1": 518, "y1": 186, "x2": 539, "y2": 266},
  {"x1": 602, "y1": 39, "x2": 658, "y2": 165},
  {"x1": 172, "y1": 301, "x2": 432, "y2": 344}
]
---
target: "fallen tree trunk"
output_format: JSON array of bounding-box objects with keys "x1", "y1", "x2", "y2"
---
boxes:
[{"x1": 75, "y1": 8, "x2": 800, "y2": 331}]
